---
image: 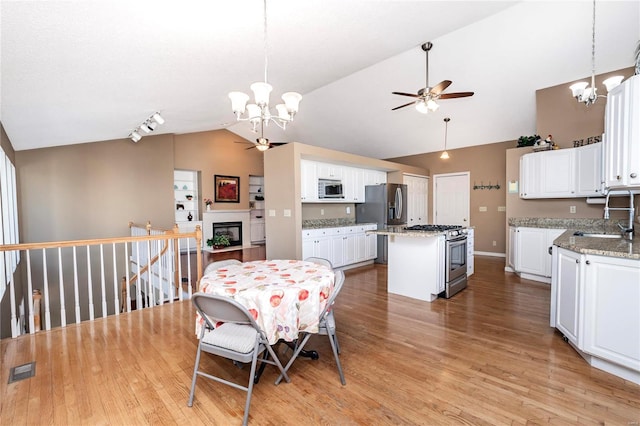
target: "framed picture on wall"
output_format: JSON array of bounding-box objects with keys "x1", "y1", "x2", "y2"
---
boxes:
[{"x1": 214, "y1": 175, "x2": 240, "y2": 203}]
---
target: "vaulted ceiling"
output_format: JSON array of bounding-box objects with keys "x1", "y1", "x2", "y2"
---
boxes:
[{"x1": 1, "y1": 1, "x2": 638, "y2": 158}]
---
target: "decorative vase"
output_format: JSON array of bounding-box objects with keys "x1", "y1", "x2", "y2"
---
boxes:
[
  {"x1": 187, "y1": 212, "x2": 193, "y2": 221},
  {"x1": 206, "y1": 204, "x2": 211, "y2": 211}
]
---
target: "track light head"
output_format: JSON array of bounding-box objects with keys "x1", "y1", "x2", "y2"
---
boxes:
[{"x1": 152, "y1": 112, "x2": 165, "y2": 125}]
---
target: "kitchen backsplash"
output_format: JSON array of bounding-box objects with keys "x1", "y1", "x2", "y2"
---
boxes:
[{"x1": 302, "y1": 218, "x2": 357, "y2": 229}]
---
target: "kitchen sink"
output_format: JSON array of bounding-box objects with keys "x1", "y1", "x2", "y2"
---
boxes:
[{"x1": 573, "y1": 231, "x2": 622, "y2": 239}]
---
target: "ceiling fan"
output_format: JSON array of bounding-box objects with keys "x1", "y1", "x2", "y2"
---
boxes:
[
  {"x1": 234, "y1": 123, "x2": 288, "y2": 151},
  {"x1": 391, "y1": 42, "x2": 474, "y2": 113}
]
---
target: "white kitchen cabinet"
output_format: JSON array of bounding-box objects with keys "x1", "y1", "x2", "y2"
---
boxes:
[
  {"x1": 302, "y1": 225, "x2": 376, "y2": 268},
  {"x1": 364, "y1": 170, "x2": 387, "y2": 186},
  {"x1": 520, "y1": 144, "x2": 603, "y2": 199},
  {"x1": 343, "y1": 167, "x2": 365, "y2": 203},
  {"x1": 301, "y1": 228, "x2": 332, "y2": 261},
  {"x1": 316, "y1": 163, "x2": 343, "y2": 180},
  {"x1": 512, "y1": 227, "x2": 565, "y2": 282},
  {"x1": 604, "y1": 74, "x2": 640, "y2": 189},
  {"x1": 403, "y1": 174, "x2": 429, "y2": 226},
  {"x1": 551, "y1": 247, "x2": 640, "y2": 383},
  {"x1": 574, "y1": 143, "x2": 604, "y2": 197},
  {"x1": 300, "y1": 160, "x2": 318, "y2": 202},
  {"x1": 582, "y1": 254, "x2": 640, "y2": 371},
  {"x1": 554, "y1": 247, "x2": 582, "y2": 346},
  {"x1": 466, "y1": 228, "x2": 474, "y2": 277},
  {"x1": 520, "y1": 150, "x2": 574, "y2": 198}
]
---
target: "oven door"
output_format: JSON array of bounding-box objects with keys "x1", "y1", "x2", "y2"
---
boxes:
[{"x1": 446, "y1": 236, "x2": 467, "y2": 282}]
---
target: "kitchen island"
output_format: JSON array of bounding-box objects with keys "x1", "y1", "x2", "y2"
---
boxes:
[{"x1": 368, "y1": 227, "x2": 446, "y2": 302}]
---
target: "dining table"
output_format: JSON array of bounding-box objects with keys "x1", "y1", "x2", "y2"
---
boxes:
[{"x1": 195, "y1": 259, "x2": 336, "y2": 347}]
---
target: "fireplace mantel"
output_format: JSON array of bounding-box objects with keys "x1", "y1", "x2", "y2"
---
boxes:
[{"x1": 202, "y1": 210, "x2": 251, "y2": 248}]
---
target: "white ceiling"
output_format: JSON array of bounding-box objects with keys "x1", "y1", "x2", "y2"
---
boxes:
[{"x1": 1, "y1": 1, "x2": 638, "y2": 159}]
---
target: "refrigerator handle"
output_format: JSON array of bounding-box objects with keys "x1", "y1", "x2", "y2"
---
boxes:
[{"x1": 395, "y1": 187, "x2": 402, "y2": 219}]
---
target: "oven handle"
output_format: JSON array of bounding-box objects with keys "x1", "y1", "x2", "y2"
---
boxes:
[{"x1": 447, "y1": 235, "x2": 467, "y2": 244}]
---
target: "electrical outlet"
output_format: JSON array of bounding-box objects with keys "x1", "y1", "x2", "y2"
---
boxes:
[
  {"x1": 346, "y1": 207, "x2": 351, "y2": 214},
  {"x1": 283, "y1": 209, "x2": 291, "y2": 217},
  {"x1": 269, "y1": 209, "x2": 276, "y2": 217},
  {"x1": 570, "y1": 206, "x2": 576, "y2": 214},
  {"x1": 479, "y1": 206, "x2": 487, "y2": 212},
  {"x1": 497, "y1": 206, "x2": 506, "y2": 212},
  {"x1": 320, "y1": 209, "x2": 325, "y2": 216},
  {"x1": 492, "y1": 240, "x2": 497, "y2": 246}
]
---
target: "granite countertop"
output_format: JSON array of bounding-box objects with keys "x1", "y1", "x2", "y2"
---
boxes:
[
  {"x1": 367, "y1": 226, "x2": 444, "y2": 238},
  {"x1": 554, "y1": 230, "x2": 639, "y2": 260},
  {"x1": 302, "y1": 219, "x2": 376, "y2": 229},
  {"x1": 509, "y1": 217, "x2": 622, "y2": 233}
]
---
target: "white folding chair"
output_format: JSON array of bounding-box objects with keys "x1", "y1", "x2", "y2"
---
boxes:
[
  {"x1": 276, "y1": 270, "x2": 346, "y2": 385},
  {"x1": 203, "y1": 259, "x2": 242, "y2": 275},
  {"x1": 188, "y1": 292, "x2": 290, "y2": 425}
]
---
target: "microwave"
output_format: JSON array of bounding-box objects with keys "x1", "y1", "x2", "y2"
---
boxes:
[{"x1": 318, "y1": 179, "x2": 344, "y2": 199}]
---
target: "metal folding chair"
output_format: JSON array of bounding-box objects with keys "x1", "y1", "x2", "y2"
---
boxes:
[
  {"x1": 276, "y1": 270, "x2": 346, "y2": 385},
  {"x1": 188, "y1": 293, "x2": 290, "y2": 425}
]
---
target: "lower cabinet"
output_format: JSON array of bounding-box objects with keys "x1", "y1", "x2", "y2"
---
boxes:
[
  {"x1": 552, "y1": 247, "x2": 640, "y2": 383},
  {"x1": 510, "y1": 226, "x2": 565, "y2": 282},
  {"x1": 250, "y1": 221, "x2": 266, "y2": 243},
  {"x1": 302, "y1": 224, "x2": 377, "y2": 268}
]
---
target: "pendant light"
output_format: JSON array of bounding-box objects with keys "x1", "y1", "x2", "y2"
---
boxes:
[{"x1": 440, "y1": 117, "x2": 450, "y2": 159}]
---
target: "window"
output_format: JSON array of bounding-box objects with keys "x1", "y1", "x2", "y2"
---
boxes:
[{"x1": 0, "y1": 147, "x2": 19, "y2": 298}]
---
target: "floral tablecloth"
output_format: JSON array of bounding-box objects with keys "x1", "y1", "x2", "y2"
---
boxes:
[{"x1": 195, "y1": 260, "x2": 335, "y2": 344}]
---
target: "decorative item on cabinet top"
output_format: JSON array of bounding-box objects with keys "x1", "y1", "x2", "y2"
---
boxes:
[{"x1": 473, "y1": 181, "x2": 500, "y2": 190}]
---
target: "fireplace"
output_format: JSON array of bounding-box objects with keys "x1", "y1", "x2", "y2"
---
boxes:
[{"x1": 212, "y1": 222, "x2": 243, "y2": 247}]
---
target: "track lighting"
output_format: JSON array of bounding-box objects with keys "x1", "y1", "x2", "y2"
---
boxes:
[
  {"x1": 127, "y1": 111, "x2": 165, "y2": 143},
  {"x1": 129, "y1": 131, "x2": 142, "y2": 143}
]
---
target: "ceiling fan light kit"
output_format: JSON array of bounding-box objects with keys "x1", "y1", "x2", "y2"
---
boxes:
[
  {"x1": 228, "y1": 0, "x2": 302, "y2": 132},
  {"x1": 569, "y1": 0, "x2": 623, "y2": 106},
  {"x1": 392, "y1": 42, "x2": 474, "y2": 113}
]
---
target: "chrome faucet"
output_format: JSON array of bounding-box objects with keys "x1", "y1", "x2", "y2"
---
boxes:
[{"x1": 604, "y1": 190, "x2": 635, "y2": 240}]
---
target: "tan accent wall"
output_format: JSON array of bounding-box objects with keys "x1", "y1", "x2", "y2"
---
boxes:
[
  {"x1": 389, "y1": 140, "x2": 513, "y2": 254},
  {"x1": 173, "y1": 129, "x2": 264, "y2": 213}
]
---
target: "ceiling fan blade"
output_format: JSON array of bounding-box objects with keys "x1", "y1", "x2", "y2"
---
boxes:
[
  {"x1": 392, "y1": 101, "x2": 416, "y2": 111},
  {"x1": 439, "y1": 92, "x2": 474, "y2": 99},
  {"x1": 429, "y1": 80, "x2": 452, "y2": 95},
  {"x1": 245, "y1": 145, "x2": 257, "y2": 150},
  {"x1": 392, "y1": 91, "x2": 420, "y2": 98},
  {"x1": 269, "y1": 142, "x2": 288, "y2": 147},
  {"x1": 235, "y1": 140, "x2": 253, "y2": 145}
]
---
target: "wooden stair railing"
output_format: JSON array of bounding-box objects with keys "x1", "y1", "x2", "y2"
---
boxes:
[{"x1": 0, "y1": 222, "x2": 202, "y2": 338}]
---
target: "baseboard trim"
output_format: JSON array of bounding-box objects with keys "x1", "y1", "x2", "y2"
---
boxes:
[{"x1": 474, "y1": 251, "x2": 506, "y2": 258}]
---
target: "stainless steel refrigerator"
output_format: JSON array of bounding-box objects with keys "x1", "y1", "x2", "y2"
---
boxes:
[{"x1": 355, "y1": 183, "x2": 407, "y2": 264}]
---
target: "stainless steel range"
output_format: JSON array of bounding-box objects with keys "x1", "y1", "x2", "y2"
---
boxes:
[{"x1": 405, "y1": 224, "x2": 468, "y2": 298}]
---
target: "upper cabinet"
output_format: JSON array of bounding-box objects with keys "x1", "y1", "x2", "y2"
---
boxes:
[
  {"x1": 300, "y1": 160, "x2": 387, "y2": 203},
  {"x1": 603, "y1": 74, "x2": 640, "y2": 189},
  {"x1": 520, "y1": 144, "x2": 602, "y2": 199}
]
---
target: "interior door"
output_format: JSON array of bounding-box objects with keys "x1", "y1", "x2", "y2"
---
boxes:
[{"x1": 433, "y1": 172, "x2": 470, "y2": 226}]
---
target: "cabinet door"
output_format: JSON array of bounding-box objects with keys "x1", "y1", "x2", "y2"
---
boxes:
[
  {"x1": 330, "y1": 232, "x2": 344, "y2": 268},
  {"x1": 540, "y1": 149, "x2": 574, "y2": 197},
  {"x1": 343, "y1": 234, "x2": 357, "y2": 265},
  {"x1": 544, "y1": 229, "x2": 566, "y2": 277},
  {"x1": 316, "y1": 163, "x2": 343, "y2": 179},
  {"x1": 300, "y1": 160, "x2": 318, "y2": 202},
  {"x1": 365, "y1": 231, "x2": 377, "y2": 260},
  {"x1": 604, "y1": 75, "x2": 640, "y2": 188},
  {"x1": 574, "y1": 144, "x2": 603, "y2": 197},
  {"x1": 519, "y1": 154, "x2": 540, "y2": 198},
  {"x1": 508, "y1": 226, "x2": 517, "y2": 270},
  {"x1": 516, "y1": 227, "x2": 547, "y2": 276},
  {"x1": 582, "y1": 255, "x2": 640, "y2": 370},
  {"x1": 365, "y1": 170, "x2": 387, "y2": 186},
  {"x1": 555, "y1": 248, "x2": 582, "y2": 346},
  {"x1": 342, "y1": 167, "x2": 364, "y2": 203},
  {"x1": 250, "y1": 222, "x2": 265, "y2": 243}
]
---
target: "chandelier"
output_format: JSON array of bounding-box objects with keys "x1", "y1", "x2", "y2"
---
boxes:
[
  {"x1": 228, "y1": 0, "x2": 302, "y2": 132},
  {"x1": 569, "y1": 0, "x2": 623, "y2": 106},
  {"x1": 440, "y1": 117, "x2": 450, "y2": 160}
]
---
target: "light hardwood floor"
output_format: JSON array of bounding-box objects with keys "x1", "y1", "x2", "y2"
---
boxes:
[{"x1": 1, "y1": 256, "x2": 639, "y2": 425}]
